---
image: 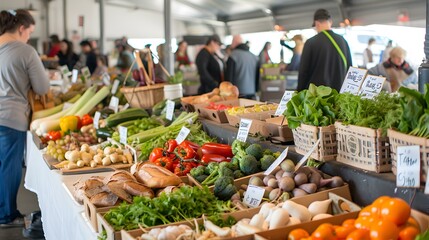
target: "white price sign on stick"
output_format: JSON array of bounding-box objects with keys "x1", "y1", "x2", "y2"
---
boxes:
[
  {"x1": 118, "y1": 126, "x2": 128, "y2": 145},
  {"x1": 275, "y1": 91, "x2": 294, "y2": 116},
  {"x1": 60, "y1": 65, "x2": 70, "y2": 76},
  {"x1": 102, "y1": 73, "x2": 111, "y2": 85},
  {"x1": 396, "y1": 145, "x2": 420, "y2": 188},
  {"x1": 264, "y1": 147, "x2": 289, "y2": 175},
  {"x1": 243, "y1": 185, "x2": 265, "y2": 208},
  {"x1": 71, "y1": 69, "x2": 79, "y2": 83},
  {"x1": 236, "y1": 118, "x2": 252, "y2": 142},
  {"x1": 166, "y1": 100, "x2": 175, "y2": 121},
  {"x1": 93, "y1": 111, "x2": 101, "y2": 129},
  {"x1": 81, "y1": 67, "x2": 91, "y2": 79},
  {"x1": 358, "y1": 75, "x2": 386, "y2": 99},
  {"x1": 340, "y1": 67, "x2": 368, "y2": 94},
  {"x1": 175, "y1": 126, "x2": 191, "y2": 144},
  {"x1": 109, "y1": 96, "x2": 119, "y2": 113},
  {"x1": 295, "y1": 139, "x2": 321, "y2": 172},
  {"x1": 111, "y1": 79, "x2": 120, "y2": 94}
]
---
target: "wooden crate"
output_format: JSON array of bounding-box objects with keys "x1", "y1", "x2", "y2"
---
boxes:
[
  {"x1": 335, "y1": 122, "x2": 391, "y2": 173},
  {"x1": 388, "y1": 129, "x2": 429, "y2": 182},
  {"x1": 292, "y1": 124, "x2": 337, "y2": 161},
  {"x1": 195, "y1": 99, "x2": 262, "y2": 123},
  {"x1": 120, "y1": 84, "x2": 165, "y2": 109}
]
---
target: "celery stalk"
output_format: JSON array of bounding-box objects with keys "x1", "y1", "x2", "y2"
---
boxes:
[
  {"x1": 32, "y1": 94, "x2": 82, "y2": 120},
  {"x1": 75, "y1": 86, "x2": 110, "y2": 116}
]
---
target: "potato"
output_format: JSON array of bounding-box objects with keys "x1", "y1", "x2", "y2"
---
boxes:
[{"x1": 278, "y1": 176, "x2": 295, "y2": 192}]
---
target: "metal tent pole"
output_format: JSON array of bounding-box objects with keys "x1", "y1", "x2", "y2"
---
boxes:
[
  {"x1": 164, "y1": 0, "x2": 174, "y2": 75},
  {"x1": 99, "y1": 0, "x2": 105, "y2": 54}
]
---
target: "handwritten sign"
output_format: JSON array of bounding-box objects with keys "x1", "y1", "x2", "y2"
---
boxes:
[
  {"x1": 109, "y1": 96, "x2": 119, "y2": 113},
  {"x1": 175, "y1": 126, "x2": 191, "y2": 144},
  {"x1": 295, "y1": 139, "x2": 321, "y2": 172},
  {"x1": 118, "y1": 126, "x2": 128, "y2": 145},
  {"x1": 81, "y1": 67, "x2": 91, "y2": 80},
  {"x1": 93, "y1": 111, "x2": 101, "y2": 129},
  {"x1": 71, "y1": 69, "x2": 79, "y2": 83},
  {"x1": 166, "y1": 100, "x2": 175, "y2": 120},
  {"x1": 358, "y1": 75, "x2": 386, "y2": 99},
  {"x1": 236, "y1": 118, "x2": 252, "y2": 142},
  {"x1": 243, "y1": 185, "x2": 265, "y2": 208},
  {"x1": 340, "y1": 67, "x2": 368, "y2": 94},
  {"x1": 396, "y1": 145, "x2": 420, "y2": 188},
  {"x1": 102, "y1": 73, "x2": 111, "y2": 85},
  {"x1": 111, "y1": 80, "x2": 120, "y2": 94},
  {"x1": 264, "y1": 147, "x2": 289, "y2": 175},
  {"x1": 275, "y1": 91, "x2": 294, "y2": 116}
]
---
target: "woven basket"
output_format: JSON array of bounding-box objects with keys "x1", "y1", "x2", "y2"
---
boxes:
[
  {"x1": 120, "y1": 84, "x2": 165, "y2": 109},
  {"x1": 292, "y1": 124, "x2": 337, "y2": 161},
  {"x1": 335, "y1": 122, "x2": 391, "y2": 173}
]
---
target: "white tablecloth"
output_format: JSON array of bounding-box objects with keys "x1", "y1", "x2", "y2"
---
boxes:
[{"x1": 24, "y1": 132, "x2": 98, "y2": 240}]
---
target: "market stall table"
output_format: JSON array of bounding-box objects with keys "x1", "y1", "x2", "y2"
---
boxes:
[{"x1": 24, "y1": 132, "x2": 99, "y2": 240}]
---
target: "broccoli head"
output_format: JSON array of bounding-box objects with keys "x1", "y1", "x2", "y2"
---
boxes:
[
  {"x1": 233, "y1": 170, "x2": 245, "y2": 179},
  {"x1": 230, "y1": 157, "x2": 240, "y2": 171},
  {"x1": 239, "y1": 155, "x2": 259, "y2": 175},
  {"x1": 245, "y1": 143, "x2": 263, "y2": 160},
  {"x1": 263, "y1": 149, "x2": 273, "y2": 156},
  {"x1": 190, "y1": 165, "x2": 206, "y2": 178},
  {"x1": 206, "y1": 162, "x2": 219, "y2": 174},
  {"x1": 232, "y1": 140, "x2": 248, "y2": 157},
  {"x1": 194, "y1": 174, "x2": 208, "y2": 183},
  {"x1": 260, "y1": 155, "x2": 276, "y2": 171},
  {"x1": 219, "y1": 166, "x2": 234, "y2": 178},
  {"x1": 219, "y1": 161, "x2": 232, "y2": 170},
  {"x1": 272, "y1": 151, "x2": 281, "y2": 158},
  {"x1": 213, "y1": 176, "x2": 237, "y2": 200}
]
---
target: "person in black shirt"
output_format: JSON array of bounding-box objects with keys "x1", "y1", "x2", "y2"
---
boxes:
[
  {"x1": 195, "y1": 35, "x2": 223, "y2": 94},
  {"x1": 79, "y1": 40, "x2": 97, "y2": 74},
  {"x1": 57, "y1": 39, "x2": 79, "y2": 71},
  {"x1": 298, "y1": 9, "x2": 352, "y2": 91}
]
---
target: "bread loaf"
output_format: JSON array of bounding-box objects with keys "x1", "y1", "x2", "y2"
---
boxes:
[
  {"x1": 90, "y1": 192, "x2": 118, "y2": 207},
  {"x1": 123, "y1": 181, "x2": 154, "y2": 198},
  {"x1": 132, "y1": 163, "x2": 182, "y2": 188}
]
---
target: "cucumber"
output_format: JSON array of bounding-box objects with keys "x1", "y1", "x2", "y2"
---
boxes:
[
  {"x1": 96, "y1": 127, "x2": 114, "y2": 140},
  {"x1": 105, "y1": 108, "x2": 149, "y2": 127}
]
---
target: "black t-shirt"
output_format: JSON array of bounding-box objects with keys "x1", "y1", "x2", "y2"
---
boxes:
[
  {"x1": 195, "y1": 48, "x2": 223, "y2": 94},
  {"x1": 298, "y1": 30, "x2": 352, "y2": 91}
]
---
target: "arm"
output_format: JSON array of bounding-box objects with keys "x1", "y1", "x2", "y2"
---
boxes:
[
  {"x1": 196, "y1": 52, "x2": 219, "y2": 90},
  {"x1": 280, "y1": 40, "x2": 294, "y2": 51},
  {"x1": 27, "y1": 48, "x2": 50, "y2": 95},
  {"x1": 297, "y1": 43, "x2": 311, "y2": 91}
]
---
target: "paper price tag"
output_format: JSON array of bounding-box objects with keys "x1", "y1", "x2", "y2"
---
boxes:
[
  {"x1": 243, "y1": 185, "x2": 265, "y2": 208},
  {"x1": 396, "y1": 145, "x2": 420, "y2": 188},
  {"x1": 60, "y1": 65, "x2": 70, "y2": 76},
  {"x1": 81, "y1": 67, "x2": 91, "y2": 79},
  {"x1": 71, "y1": 69, "x2": 79, "y2": 83},
  {"x1": 186, "y1": 118, "x2": 194, "y2": 125},
  {"x1": 118, "y1": 126, "x2": 128, "y2": 145},
  {"x1": 166, "y1": 100, "x2": 175, "y2": 120},
  {"x1": 121, "y1": 103, "x2": 130, "y2": 112},
  {"x1": 109, "y1": 96, "x2": 119, "y2": 113},
  {"x1": 236, "y1": 118, "x2": 252, "y2": 142},
  {"x1": 359, "y1": 75, "x2": 386, "y2": 99},
  {"x1": 62, "y1": 102, "x2": 73, "y2": 110},
  {"x1": 93, "y1": 111, "x2": 101, "y2": 129},
  {"x1": 264, "y1": 147, "x2": 289, "y2": 175},
  {"x1": 275, "y1": 91, "x2": 294, "y2": 116},
  {"x1": 111, "y1": 80, "x2": 120, "y2": 94},
  {"x1": 102, "y1": 73, "x2": 111, "y2": 85},
  {"x1": 175, "y1": 126, "x2": 191, "y2": 144},
  {"x1": 294, "y1": 139, "x2": 321, "y2": 172},
  {"x1": 340, "y1": 67, "x2": 368, "y2": 94}
]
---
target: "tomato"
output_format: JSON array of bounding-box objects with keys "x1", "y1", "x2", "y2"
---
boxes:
[
  {"x1": 354, "y1": 216, "x2": 379, "y2": 230},
  {"x1": 152, "y1": 157, "x2": 174, "y2": 171},
  {"x1": 359, "y1": 205, "x2": 375, "y2": 218},
  {"x1": 288, "y1": 228, "x2": 310, "y2": 240},
  {"x1": 81, "y1": 114, "x2": 93, "y2": 126},
  {"x1": 369, "y1": 219, "x2": 399, "y2": 240},
  {"x1": 47, "y1": 130, "x2": 62, "y2": 141},
  {"x1": 201, "y1": 143, "x2": 233, "y2": 158},
  {"x1": 380, "y1": 198, "x2": 411, "y2": 226},
  {"x1": 311, "y1": 223, "x2": 336, "y2": 240},
  {"x1": 176, "y1": 142, "x2": 197, "y2": 159},
  {"x1": 149, "y1": 148, "x2": 165, "y2": 162},
  {"x1": 398, "y1": 226, "x2": 420, "y2": 240},
  {"x1": 335, "y1": 225, "x2": 355, "y2": 239},
  {"x1": 174, "y1": 162, "x2": 193, "y2": 176},
  {"x1": 342, "y1": 219, "x2": 356, "y2": 228},
  {"x1": 404, "y1": 216, "x2": 420, "y2": 232},
  {"x1": 201, "y1": 154, "x2": 227, "y2": 163},
  {"x1": 165, "y1": 139, "x2": 178, "y2": 153},
  {"x1": 346, "y1": 229, "x2": 370, "y2": 240}
]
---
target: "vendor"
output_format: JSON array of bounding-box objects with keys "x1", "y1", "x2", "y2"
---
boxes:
[{"x1": 0, "y1": 9, "x2": 49, "y2": 228}]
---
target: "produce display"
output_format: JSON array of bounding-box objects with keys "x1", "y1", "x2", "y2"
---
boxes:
[
  {"x1": 181, "y1": 81, "x2": 239, "y2": 104},
  {"x1": 262, "y1": 75, "x2": 285, "y2": 81},
  {"x1": 205, "y1": 102, "x2": 234, "y2": 110},
  {"x1": 226, "y1": 103, "x2": 278, "y2": 115}
]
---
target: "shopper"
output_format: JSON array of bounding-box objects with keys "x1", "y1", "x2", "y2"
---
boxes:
[
  {"x1": 381, "y1": 40, "x2": 393, "y2": 63},
  {"x1": 0, "y1": 9, "x2": 49, "y2": 228},
  {"x1": 92, "y1": 55, "x2": 108, "y2": 79},
  {"x1": 298, "y1": 9, "x2": 352, "y2": 91},
  {"x1": 79, "y1": 40, "x2": 97, "y2": 74},
  {"x1": 47, "y1": 34, "x2": 61, "y2": 57},
  {"x1": 259, "y1": 42, "x2": 272, "y2": 64},
  {"x1": 116, "y1": 43, "x2": 135, "y2": 72},
  {"x1": 280, "y1": 34, "x2": 304, "y2": 71},
  {"x1": 226, "y1": 35, "x2": 259, "y2": 99},
  {"x1": 195, "y1": 35, "x2": 223, "y2": 94},
  {"x1": 363, "y1": 37, "x2": 376, "y2": 68},
  {"x1": 175, "y1": 40, "x2": 191, "y2": 68},
  {"x1": 368, "y1": 46, "x2": 417, "y2": 92},
  {"x1": 57, "y1": 39, "x2": 79, "y2": 71}
]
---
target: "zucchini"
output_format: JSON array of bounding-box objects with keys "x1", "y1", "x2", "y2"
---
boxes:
[
  {"x1": 96, "y1": 127, "x2": 114, "y2": 139},
  {"x1": 99, "y1": 108, "x2": 115, "y2": 119},
  {"x1": 152, "y1": 99, "x2": 167, "y2": 116},
  {"x1": 105, "y1": 108, "x2": 149, "y2": 127}
]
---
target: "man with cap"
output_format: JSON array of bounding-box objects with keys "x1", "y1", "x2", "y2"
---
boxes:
[{"x1": 298, "y1": 9, "x2": 352, "y2": 91}]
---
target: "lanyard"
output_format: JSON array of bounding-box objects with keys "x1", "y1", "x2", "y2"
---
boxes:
[{"x1": 322, "y1": 30, "x2": 347, "y2": 69}]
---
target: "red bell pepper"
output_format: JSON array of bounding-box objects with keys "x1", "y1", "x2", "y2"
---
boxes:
[
  {"x1": 152, "y1": 157, "x2": 174, "y2": 171},
  {"x1": 182, "y1": 140, "x2": 200, "y2": 152},
  {"x1": 174, "y1": 162, "x2": 193, "y2": 176},
  {"x1": 176, "y1": 142, "x2": 196, "y2": 159},
  {"x1": 201, "y1": 143, "x2": 233, "y2": 158},
  {"x1": 165, "y1": 139, "x2": 178, "y2": 153},
  {"x1": 47, "y1": 131, "x2": 62, "y2": 141},
  {"x1": 149, "y1": 148, "x2": 165, "y2": 162},
  {"x1": 81, "y1": 114, "x2": 93, "y2": 126},
  {"x1": 201, "y1": 154, "x2": 227, "y2": 164}
]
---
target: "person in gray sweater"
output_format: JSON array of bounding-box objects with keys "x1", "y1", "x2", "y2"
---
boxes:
[{"x1": 0, "y1": 9, "x2": 49, "y2": 228}]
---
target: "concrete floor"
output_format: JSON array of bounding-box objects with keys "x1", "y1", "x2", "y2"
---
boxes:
[{"x1": 0, "y1": 168, "x2": 42, "y2": 240}]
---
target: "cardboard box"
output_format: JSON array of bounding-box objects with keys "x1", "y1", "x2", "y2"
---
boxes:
[
  {"x1": 260, "y1": 79, "x2": 286, "y2": 93},
  {"x1": 226, "y1": 110, "x2": 280, "y2": 137},
  {"x1": 265, "y1": 116, "x2": 293, "y2": 142},
  {"x1": 195, "y1": 99, "x2": 262, "y2": 123},
  {"x1": 262, "y1": 67, "x2": 281, "y2": 76}
]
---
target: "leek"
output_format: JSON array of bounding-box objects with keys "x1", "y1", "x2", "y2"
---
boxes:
[
  {"x1": 75, "y1": 86, "x2": 110, "y2": 116},
  {"x1": 32, "y1": 93, "x2": 81, "y2": 120}
]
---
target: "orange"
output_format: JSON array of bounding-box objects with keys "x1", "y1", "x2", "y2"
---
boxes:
[
  {"x1": 335, "y1": 225, "x2": 355, "y2": 239},
  {"x1": 288, "y1": 228, "x2": 310, "y2": 240},
  {"x1": 342, "y1": 219, "x2": 356, "y2": 228},
  {"x1": 311, "y1": 223, "x2": 336, "y2": 240},
  {"x1": 372, "y1": 196, "x2": 391, "y2": 207},
  {"x1": 398, "y1": 226, "x2": 420, "y2": 240},
  {"x1": 355, "y1": 216, "x2": 379, "y2": 230},
  {"x1": 369, "y1": 219, "x2": 399, "y2": 240},
  {"x1": 404, "y1": 216, "x2": 421, "y2": 232},
  {"x1": 346, "y1": 229, "x2": 370, "y2": 240},
  {"x1": 380, "y1": 198, "x2": 411, "y2": 226},
  {"x1": 359, "y1": 205, "x2": 375, "y2": 217}
]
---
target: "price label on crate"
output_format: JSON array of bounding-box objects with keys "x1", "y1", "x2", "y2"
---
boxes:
[
  {"x1": 111, "y1": 79, "x2": 120, "y2": 94},
  {"x1": 71, "y1": 69, "x2": 79, "y2": 83},
  {"x1": 175, "y1": 126, "x2": 190, "y2": 144},
  {"x1": 81, "y1": 67, "x2": 91, "y2": 80},
  {"x1": 166, "y1": 100, "x2": 175, "y2": 120},
  {"x1": 358, "y1": 75, "x2": 386, "y2": 99},
  {"x1": 60, "y1": 65, "x2": 70, "y2": 76},
  {"x1": 119, "y1": 126, "x2": 128, "y2": 145},
  {"x1": 102, "y1": 72, "x2": 111, "y2": 85},
  {"x1": 93, "y1": 111, "x2": 101, "y2": 129},
  {"x1": 236, "y1": 118, "x2": 252, "y2": 142},
  {"x1": 275, "y1": 91, "x2": 294, "y2": 116},
  {"x1": 109, "y1": 96, "x2": 119, "y2": 113},
  {"x1": 243, "y1": 185, "x2": 265, "y2": 208},
  {"x1": 295, "y1": 139, "x2": 321, "y2": 172},
  {"x1": 264, "y1": 147, "x2": 289, "y2": 175},
  {"x1": 396, "y1": 145, "x2": 420, "y2": 188},
  {"x1": 340, "y1": 67, "x2": 368, "y2": 94},
  {"x1": 62, "y1": 102, "x2": 73, "y2": 110}
]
